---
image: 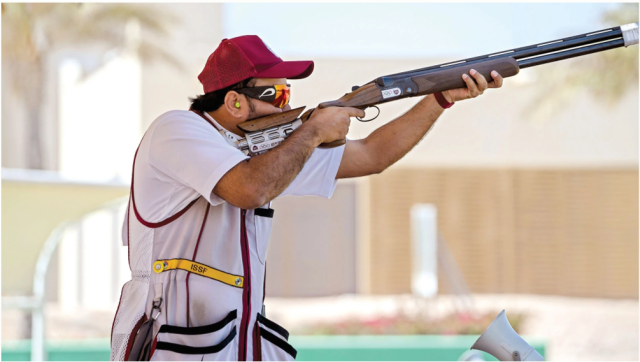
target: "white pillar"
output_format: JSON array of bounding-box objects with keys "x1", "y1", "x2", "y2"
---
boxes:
[
  {"x1": 58, "y1": 47, "x2": 141, "y2": 182},
  {"x1": 410, "y1": 204, "x2": 438, "y2": 298}
]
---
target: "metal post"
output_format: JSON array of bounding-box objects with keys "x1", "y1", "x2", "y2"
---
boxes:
[{"x1": 30, "y1": 307, "x2": 45, "y2": 361}]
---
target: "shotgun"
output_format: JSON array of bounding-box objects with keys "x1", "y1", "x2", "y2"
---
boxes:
[{"x1": 228, "y1": 23, "x2": 638, "y2": 155}]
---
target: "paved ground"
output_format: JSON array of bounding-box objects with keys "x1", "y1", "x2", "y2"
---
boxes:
[
  {"x1": 2, "y1": 294, "x2": 637, "y2": 361},
  {"x1": 263, "y1": 294, "x2": 639, "y2": 361}
]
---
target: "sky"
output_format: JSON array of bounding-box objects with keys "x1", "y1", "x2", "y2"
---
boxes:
[{"x1": 223, "y1": 3, "x2": 622, "y2": 59}]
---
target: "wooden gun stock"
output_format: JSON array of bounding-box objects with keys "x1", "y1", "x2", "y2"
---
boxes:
[
  {"x1": 237, "y1": 106, "x2": 346, "y2": 149},
  {"x1": 237, "y1": 106, "x2": 306, "y2": 133},
  {"x1": 411, "y1": 57, "x2": 520, "y2": 95}
]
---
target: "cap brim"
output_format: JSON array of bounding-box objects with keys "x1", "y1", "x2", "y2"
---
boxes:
[{"x1": 254, "y1": 60, "x2": 314, "y2": 80}]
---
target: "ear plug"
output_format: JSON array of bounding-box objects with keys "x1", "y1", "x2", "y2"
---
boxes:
[{"x1": 235, "y1": 102, "x2": 240, "y2": 108}]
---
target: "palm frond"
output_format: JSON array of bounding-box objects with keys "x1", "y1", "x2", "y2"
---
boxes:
[
  {"x1": 81, "y1": 3, "x2": 180, "y2": 39},
  {"x1": 3, "y1": 3, "x2": 182, "y2": 65},
  {"x1": 522, "y1": 4, "x2": 639, "y2": 122},
  {"x1": 136, "y1": 41, "x2": 186, "y2": 72}
]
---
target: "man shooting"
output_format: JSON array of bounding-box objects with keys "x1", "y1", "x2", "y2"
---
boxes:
[{"x1": 111, "y1": 35, "x2": 503, "y2": 361}]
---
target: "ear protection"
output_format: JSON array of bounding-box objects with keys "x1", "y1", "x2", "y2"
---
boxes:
[{"x1": 235, "y1": 101, "x2": 240, "y2": 109}]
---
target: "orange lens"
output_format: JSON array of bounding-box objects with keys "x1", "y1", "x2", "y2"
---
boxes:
[{"x1": 273, "y1": 84, "x2": 290, "y2": 108}]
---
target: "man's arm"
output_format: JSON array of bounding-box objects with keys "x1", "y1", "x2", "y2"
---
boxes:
[
  {"x1": 214, "y1": 106, "x2": 364, "y2": 209},
  {"x1": 336, "y1": 69, "x2": 503, "y2": 179}
]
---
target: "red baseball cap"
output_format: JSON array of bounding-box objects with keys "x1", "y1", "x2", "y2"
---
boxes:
[{"x1": 198, "y1": 35, "x2": 314, "y2": 93}]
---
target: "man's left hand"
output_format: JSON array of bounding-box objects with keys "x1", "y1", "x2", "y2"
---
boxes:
[{"x1": 442, "y1": 69, "x2": 503, "y2": 103}]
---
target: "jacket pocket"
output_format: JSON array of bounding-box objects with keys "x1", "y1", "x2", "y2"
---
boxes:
[
  {"x1": 254, "y1": 313, "x2": 297, "y2": 361},
  {"x1": 150, "y1": 310, "x2": 237, "y2": 361},
  {"x1": 254, "y1": 208, "x2": 274, "y2": 265}
]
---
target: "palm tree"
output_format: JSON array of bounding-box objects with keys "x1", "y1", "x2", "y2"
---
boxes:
[
  {"x1": 523, "y1": 3, "x2": 638, "y2": 122},
  {"x1": 2, "y1": 3, "x2": 182, "y2": 169}
]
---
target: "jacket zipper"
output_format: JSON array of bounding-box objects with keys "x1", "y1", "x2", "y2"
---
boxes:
[{"x1": 239, "y1": 209, "x2": 251, "y2": 361}]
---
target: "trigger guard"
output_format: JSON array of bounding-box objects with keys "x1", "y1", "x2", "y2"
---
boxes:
[{"x1": 356, "y1": 106, "x2": 380, "y2": 122}]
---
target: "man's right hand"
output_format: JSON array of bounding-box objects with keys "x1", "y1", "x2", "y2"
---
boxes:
[{"x1": 303, "y1": 106, "x2": 365, "y2": 145}]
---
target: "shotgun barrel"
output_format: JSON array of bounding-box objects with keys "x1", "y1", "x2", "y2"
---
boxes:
[{"x1": 376, "y1": 23, "x2": 638, "y2": 86}]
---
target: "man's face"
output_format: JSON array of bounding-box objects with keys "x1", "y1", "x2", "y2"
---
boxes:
[{"x1": 244, "y1": 78, "x2": 292, "y2": 120}]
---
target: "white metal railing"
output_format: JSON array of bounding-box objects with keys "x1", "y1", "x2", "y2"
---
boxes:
[{"x1": 1, "y1": 197, "x2": 128, "y2": 361}]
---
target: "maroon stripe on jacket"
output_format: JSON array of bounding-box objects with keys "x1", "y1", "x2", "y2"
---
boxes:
[
  {"x1": 128, "y1": 110, "x2": 221, "y2": 228},
  {"x1": 253, "y1": 319, "x2": 262, "y2": 361},
  {"x1": 238, "y1": 209, "x2": 251, "y2": 361},
  {"x1": 186, "y1": 204, "x2": 210, "y2": 327},
  {"x1": 129, "y1": 145, "x2": 200, "y2": 229},
  {"x1": 127, "y1": 199, "x2": 131, "y2": 269}
]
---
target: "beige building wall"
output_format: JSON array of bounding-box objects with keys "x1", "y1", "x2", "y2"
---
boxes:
[
  {"x1": 368, "y1": 168, "x2": 638, "y2": 299},
  {"x1": 266, "y1": 182, "x2": 358, "y2": 297}
]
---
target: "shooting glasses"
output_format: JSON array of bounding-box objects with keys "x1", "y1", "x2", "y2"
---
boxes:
[{"x1": 236, "y1": 84, "x2": 291, "y2": 109}]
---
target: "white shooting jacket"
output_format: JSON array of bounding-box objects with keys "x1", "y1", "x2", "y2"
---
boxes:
[{"x1": 111, "y1": 110, "x2": 342, "y2": 361}]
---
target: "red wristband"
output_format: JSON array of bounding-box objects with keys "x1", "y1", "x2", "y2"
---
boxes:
[{"x1": 434, "y1": 92, "x2": 454, "y2": 109}]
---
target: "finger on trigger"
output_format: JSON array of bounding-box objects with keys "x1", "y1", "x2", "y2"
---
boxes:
[{"x1": 348, "y1": 107, "x2": 365, "y2": 118}]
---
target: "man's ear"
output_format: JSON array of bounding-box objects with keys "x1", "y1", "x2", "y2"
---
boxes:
[{"x1": 224, "y1": 91, "x2": 244, "y2": 118}]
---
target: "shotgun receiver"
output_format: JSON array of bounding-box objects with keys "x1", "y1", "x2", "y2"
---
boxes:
[{"x1": 231, "y1": 23, "x2": 638, "y2": 156}]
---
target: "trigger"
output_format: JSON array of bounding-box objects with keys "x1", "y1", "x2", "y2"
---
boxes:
[{"x1": 356, "y1": 106, "x2": 380, "y2": 122}]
